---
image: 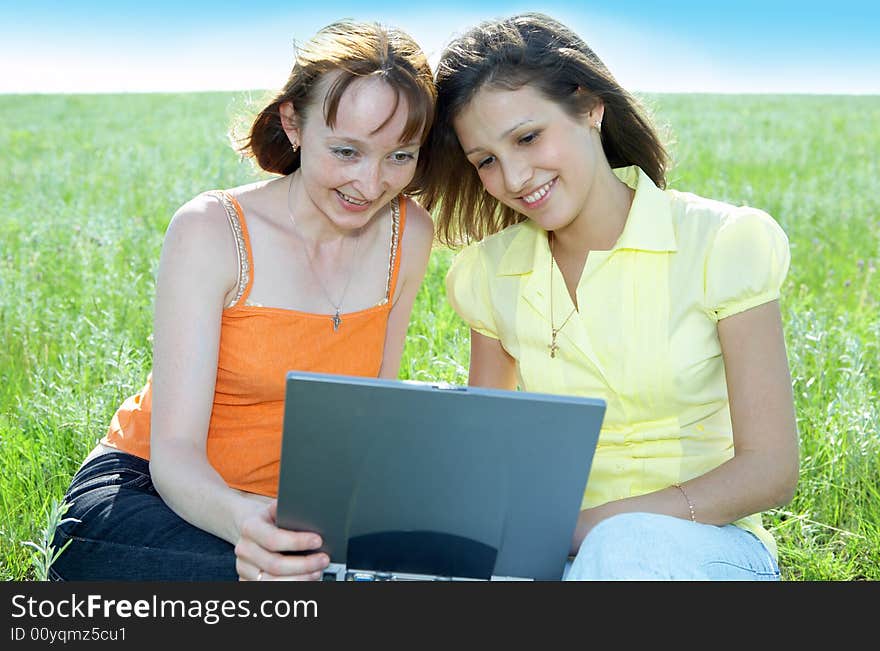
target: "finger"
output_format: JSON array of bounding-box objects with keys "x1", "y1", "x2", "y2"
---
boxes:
[
  {"x1": 268, "y1": 531, "x2": 324, "y2": 554},
  {"x1": 237, "y1": 559, "x2": 316, "y2": 582},
  {"x1": 241, "y1": 517, "x2": 323, "y2": 555},
  {"x1": 235, "y1": 536, "x2": 329, "y2": 577},
  {"x1": 236, "y1": 558, "x2": 262, "y2": 582},
  {"x1": 237, "y1": 559, "x2": 324, "y2": 582},
  {"x1": 271, "y1": 570, "x2": 325, "y2": 582},
  {"x1": 264, "y1": 550, "x2": 331, "y2": 578},
  {"x1": 264, "y1": 501, "x2": 324, "y2": 553}
]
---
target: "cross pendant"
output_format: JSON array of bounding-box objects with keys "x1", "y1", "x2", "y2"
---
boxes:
[
  {"x1": 331, "y1": 310, "x2": 342, "y2": 332},
  {"x1": 548, "y1": 330, "x2": 559, "y2": 358}
]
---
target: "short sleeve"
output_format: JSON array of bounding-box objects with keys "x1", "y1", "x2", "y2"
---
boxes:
[
  {"x1": 704, "y1": 208, "x2": 791, "y2": 321},
  {"x1": 445, "y1": 243, "x2": 500, "y2": 339}
]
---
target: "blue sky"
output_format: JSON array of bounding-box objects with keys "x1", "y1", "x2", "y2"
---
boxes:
[{"x1": 1, "y1": 1, "x2": 877, "y2": 94}]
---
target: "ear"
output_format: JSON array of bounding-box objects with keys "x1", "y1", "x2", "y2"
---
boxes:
[
  {"x1": 279, "y1": 101, "x2": 301, "y2": 146},
  {"x1": 588, "y1": 101, "x2": 605, "y2": 129}
]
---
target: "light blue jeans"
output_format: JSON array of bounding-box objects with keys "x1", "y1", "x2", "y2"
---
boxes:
[{"x1": 563, "y1": 512, "x2": 780, "y2": 581}]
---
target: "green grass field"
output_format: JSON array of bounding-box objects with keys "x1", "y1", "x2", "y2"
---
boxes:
[{"x1": 1, "y1": 92, "x2": 877, "y2": 580}]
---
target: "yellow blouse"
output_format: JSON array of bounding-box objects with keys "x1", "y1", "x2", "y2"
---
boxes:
[{"x1": 446, "y1": 166, "x2": 791, "y2": 558}]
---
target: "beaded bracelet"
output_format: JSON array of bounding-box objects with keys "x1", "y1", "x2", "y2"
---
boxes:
[{"x1": 672, "y1": 483, "x2": 696, "y2": 522}]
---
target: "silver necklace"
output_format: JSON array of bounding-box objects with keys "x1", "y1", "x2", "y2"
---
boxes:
[
  {"x1": 286, "y1": 175, "x2": 362, "y2": 332},
  {"x1": 548, "y1": 232, "x2": 577, "y2": 358}
]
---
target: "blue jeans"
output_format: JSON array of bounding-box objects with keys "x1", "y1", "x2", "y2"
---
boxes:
[
  {"x1": 49, "y1": 452, "x2": 237, "y2": 581},
  {"x1": 563, "y1": 512, "x2": 780, "y2": 580}
]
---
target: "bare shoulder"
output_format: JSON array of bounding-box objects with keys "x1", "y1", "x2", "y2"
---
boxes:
[
  {"x1": 401, "y1": 196, "x2": 435, "y2": 258},
  {"x1": 226, "y1": 177, "x2": 276, "y2": 203},
  {"x1": 166, "y1": 192, "x2": 232, "y2": 241},
  {"x1": 159, "y1": 192, "x2": 238, "y2": 292}
]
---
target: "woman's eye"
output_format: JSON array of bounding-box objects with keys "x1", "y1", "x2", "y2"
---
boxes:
[
  {"x1": 477, "y1": 155, "x2": 495, "y2": 169},
  {"x1": 332, "y1": 147, "x2": 358, "y2": 159},
  {"x1": 519, "y1": 131, "x2": 539, "y2": 145},
  {"x1": 391, "y1": 151, "x2": 416, "y2": 163}
]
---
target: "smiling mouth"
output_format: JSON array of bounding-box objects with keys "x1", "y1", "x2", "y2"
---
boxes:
[
  {"x1": 337, "y1": 190, "x2": 370, "y2": 206},
  {"x1": 520, "y1": 178, "x2": 557, "y2": 205}
]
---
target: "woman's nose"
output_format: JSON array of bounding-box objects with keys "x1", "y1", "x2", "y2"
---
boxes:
[
  {"x1": 501, "y1": 158, "x2": 532, "y2": 195},
  {"x1": 353, "y1": 159, "x2": 387, "y2": 199}
]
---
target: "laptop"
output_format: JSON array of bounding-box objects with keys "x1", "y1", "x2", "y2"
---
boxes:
[{"x1": 275, "y1": 371, "x2": 606, "y2": 581}]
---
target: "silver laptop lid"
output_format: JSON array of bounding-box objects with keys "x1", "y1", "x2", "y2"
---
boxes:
[{"x1": 276, "y1": 372, "x2": 605, "y2": 581}]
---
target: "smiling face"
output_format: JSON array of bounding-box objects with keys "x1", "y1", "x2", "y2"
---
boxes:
[
  {"x1": 283, "y1": 74, "x2": 422, "y2": 233},
  {"x1": 453, "y1": 83, "x2": 605, "y2": 233}
]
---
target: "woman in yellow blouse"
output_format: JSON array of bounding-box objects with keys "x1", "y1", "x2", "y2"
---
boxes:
[{"x1": 420, "y1": 13, "x2": 799, "y2": 579}]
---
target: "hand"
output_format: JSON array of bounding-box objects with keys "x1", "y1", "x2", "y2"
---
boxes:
[{"x1": 235, "y1": 500, "x2": 330, "y2": 581}]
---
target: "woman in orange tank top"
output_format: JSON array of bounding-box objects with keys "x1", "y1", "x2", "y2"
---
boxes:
[{"x1": 50, "y1": 20, "x2": 438, "y2": 581}]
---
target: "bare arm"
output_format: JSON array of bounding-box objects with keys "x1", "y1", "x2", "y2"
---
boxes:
[
  {"x1": 378, "y1": 200, "x2": 434, "y2": 379},
  {"x1": 148, "y1": 195, "x2": 261, "y2": 544},
  {"x1": 468, "y1": 330, "x2": 517, "y2": 390},
  {"x1": 570, "y1": 300, "x2": 799, "y2": 552},
  {"x1": 148, "y1": 196, "x2": 328, "y2": 580}
]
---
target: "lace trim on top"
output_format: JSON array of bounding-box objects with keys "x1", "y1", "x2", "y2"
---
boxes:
[
  {"x1": 377, "y1": 195, "x2": 401, "y2": 307},
  {"x1": 208, "y1": 191, "x2": 250, "y2": 308}
]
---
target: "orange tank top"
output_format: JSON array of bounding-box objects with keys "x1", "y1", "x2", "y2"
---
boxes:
[{"x1": 102, "y1": 190, "x2": 407, "y2": 496}]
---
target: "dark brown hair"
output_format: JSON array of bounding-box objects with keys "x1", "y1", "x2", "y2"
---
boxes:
[
  {"x1": 238, "y1": 20, "x2": 436, "y2": 192},
  {"x1": 419, "y1": 12, "x2": 669, "y2": 246}
]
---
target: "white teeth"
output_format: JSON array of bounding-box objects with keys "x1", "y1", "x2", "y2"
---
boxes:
[
  {"x1": 522, "y1": 179, "x2": 554, "y2": 204},
  {"x1": 339, "y1": 191, "x2": 368, "y2": 206}
]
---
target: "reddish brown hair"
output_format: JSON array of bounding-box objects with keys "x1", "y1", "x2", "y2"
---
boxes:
[{"x1": 239, "y1": 20, "x2": 436, "y2": 192}]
